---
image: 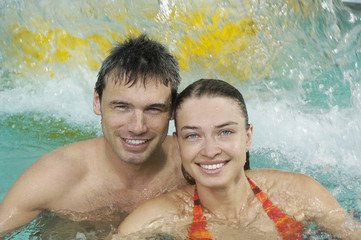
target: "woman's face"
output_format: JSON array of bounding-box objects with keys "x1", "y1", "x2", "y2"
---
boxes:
[{"x1": 174, "y1": 96, "x2": 253, "y2": 188}]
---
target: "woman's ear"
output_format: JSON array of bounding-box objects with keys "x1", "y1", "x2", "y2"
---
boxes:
[
  {"x1": 173, "y1": 132, "x2": 180, "y2": 151},
  {"x1": 93, "y1": 90, "x2": 101, "y2": 115},
  {"x1": 245, "y1": 124, "x2": 253, "y2": 151}
]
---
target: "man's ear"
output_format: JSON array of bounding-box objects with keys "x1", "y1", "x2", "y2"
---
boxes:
[{"x1": 93, "y1": 90, "x2": 101, "y2": 115}]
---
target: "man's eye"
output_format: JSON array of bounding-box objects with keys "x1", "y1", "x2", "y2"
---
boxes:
[
  {"x1": 115, "y1": 105, "x2": 128, "y2": 110},
  {"x1": 146, "y1": 107, "x2": 168, "y2": 115},
  {"x1": 148, "y1": 108, "x2": 162, "y2": 112}
]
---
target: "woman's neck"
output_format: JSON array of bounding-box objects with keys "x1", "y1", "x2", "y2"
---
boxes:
[{"x1": 195, "y1": 175, "x2": 253, "y2": 220}]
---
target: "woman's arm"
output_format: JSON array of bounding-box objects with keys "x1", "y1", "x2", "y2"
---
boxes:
[
  {"x1": 298, "y1": 174, "x2": 361, "y2": 239},
  {"x1": 116, "y1": 193, "x2": 179, "y2": 236}
]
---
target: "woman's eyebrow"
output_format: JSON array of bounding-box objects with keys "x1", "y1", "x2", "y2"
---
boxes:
[
  {"x1": 215, "y1": 121, "x2": 238, "y2": 129},
  {"x1": 180, "y1": 125, "x2": 199, "y2": 132},
  {"x1": 180, "y1": 122, "x2": 238, "y2": 132}
]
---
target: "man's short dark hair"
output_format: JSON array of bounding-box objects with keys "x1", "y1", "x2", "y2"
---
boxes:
[{"x1": 95, "y1": 34, "x2": 180, "y2": 104}]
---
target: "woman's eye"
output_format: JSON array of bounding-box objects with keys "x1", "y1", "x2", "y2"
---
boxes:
[
  {"x1": 220, "y1": 130, "x2": 232, "y2": 136},
  {"x1": 185, "y1": 134, "x2": 198, "y2": 140}
]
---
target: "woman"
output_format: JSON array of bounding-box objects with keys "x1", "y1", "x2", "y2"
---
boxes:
[{"x1": 115, "y1": 79, "x2": 361, "y2": 239}]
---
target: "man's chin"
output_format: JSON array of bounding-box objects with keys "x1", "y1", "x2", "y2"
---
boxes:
[
  {"x1": 117, "y1": 141, "x2": 160, "y2": 165},
  {"x1": 119, "y1": 152, "x2": 150, "y2": 165}
]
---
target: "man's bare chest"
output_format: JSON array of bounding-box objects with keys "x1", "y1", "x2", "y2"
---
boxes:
[
  {"x1": 67, "y1": 173, "x2": 183, "y2": 212},
  {"x1": 52, "y1": 182, "x2": 168, "y2": 223}
]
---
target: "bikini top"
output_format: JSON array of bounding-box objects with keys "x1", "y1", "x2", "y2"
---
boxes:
[{"x1": 188, "y1": 177, "x2": 305, "y2": 240}]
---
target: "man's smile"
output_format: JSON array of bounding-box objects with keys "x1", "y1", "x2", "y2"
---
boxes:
[{"x1": 122, "y1": 138, "x2": 150, "y2": 145}]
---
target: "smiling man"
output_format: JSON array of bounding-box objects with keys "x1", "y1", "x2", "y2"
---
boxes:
[{"x1": 0, "y1": 34, "x2": 186, "y2": 235}]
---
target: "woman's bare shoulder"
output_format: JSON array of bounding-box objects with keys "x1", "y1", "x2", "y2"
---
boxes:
[
  {"x1": 118, "y1": 185, "x2": 194, "y2": 235},
  {"x1": 246, "y1": 168, "x2": 316, "y2": 190},
  {"x1": 246, "y1": 169, "x2": 343, "y2": 218}
]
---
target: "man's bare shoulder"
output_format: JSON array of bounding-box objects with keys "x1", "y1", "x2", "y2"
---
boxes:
[
  {"x1": 0, "y1": 137, "x2": 105, "y2": 234},
  {"x1": 49, "y1": 136, "x2": 103, "y2": 158},
  {"x1": 32, "y1": 138, "x2": 98, "y2": 173},
  {"x1": 3, "y1": 138, "x2": 104, "y2": 208}
]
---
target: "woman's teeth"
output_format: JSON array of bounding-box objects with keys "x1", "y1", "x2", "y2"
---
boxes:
[{"x1": 199, "y1": 162, "x2": 226, "y2": 170}]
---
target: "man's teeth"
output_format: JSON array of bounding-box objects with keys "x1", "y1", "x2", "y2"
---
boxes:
[
  {"x1": 199, "y1": 163, "x2": 226, "y2": 170},
  {"x1": 125, "y1": 139, "x2": 146, "y2": 145}
]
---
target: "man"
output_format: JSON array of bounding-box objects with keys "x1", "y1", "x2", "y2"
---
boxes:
[{"x1": 0, "y1": 34, "x2": 186, "y2": 234}]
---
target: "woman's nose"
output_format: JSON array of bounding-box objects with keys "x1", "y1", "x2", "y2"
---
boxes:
[{"x1": 199, "y1": 137, "x2": 221, "y2": 159}]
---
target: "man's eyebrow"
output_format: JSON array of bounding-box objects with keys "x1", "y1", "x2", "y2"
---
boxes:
[
  {"x1": 109, "y1": 101, "x2": 169, "y2": 110},
  {"x1": 109, "y1": 100, "x2": 131, "y2": 106},
  {"x1": 147, "y1": 103, "x2": 168, "y2": 109}
]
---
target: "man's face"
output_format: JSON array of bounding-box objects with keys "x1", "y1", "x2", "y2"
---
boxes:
[{"x1": 94, "y1": 79, "x2": 172, "y2": 165}]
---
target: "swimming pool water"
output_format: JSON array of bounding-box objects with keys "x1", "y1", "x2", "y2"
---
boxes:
[{"x1": 1, "y1": 0, "x2": 360, "y2": 238}]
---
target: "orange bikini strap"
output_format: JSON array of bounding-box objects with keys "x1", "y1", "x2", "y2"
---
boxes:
[
  {"x1": 247, "y1": 176, "x2": 304, "y2": 240},
  {"x1": 188, "y1": 186, "x2": 213, "y2": 240}
]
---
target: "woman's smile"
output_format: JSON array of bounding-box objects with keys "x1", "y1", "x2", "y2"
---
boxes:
[{"x1": 197, "y1": 160, "x2": 230, "y2": 173}]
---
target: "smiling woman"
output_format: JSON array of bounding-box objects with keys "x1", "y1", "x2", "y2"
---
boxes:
[
  {"x1": 115, "y1": 79, "x2": 361, "y2": 240},
  {"x1": 175, "y1": 98, "x2": 251, "y2": 190}
]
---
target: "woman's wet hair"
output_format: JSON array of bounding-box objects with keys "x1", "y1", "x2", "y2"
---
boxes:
[
  {"x1": 95, "y1": 34, "x2": 180, "y2": 104},
  {"x1": 174, "y1": 79, "x2": 251, "y2": 185}
]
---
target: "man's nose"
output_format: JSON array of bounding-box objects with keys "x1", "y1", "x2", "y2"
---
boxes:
[{"x1": 128, "y1": 111, "x2": 147, "y2": 134}]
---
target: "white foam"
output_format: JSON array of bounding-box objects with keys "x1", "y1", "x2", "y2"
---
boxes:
[
  {"x1": 0, "y1": 68, "x2": 100, "y2": 127},
  {"x1": 248, "y1": 96, "x2": 361, "y2": 169}
]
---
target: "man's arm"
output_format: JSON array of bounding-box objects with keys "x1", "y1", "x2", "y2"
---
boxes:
[
  {"x1": 0, "y1": 149, "x2": 78, "y2": 234},
  {"x1": 0, "y1": 161, "x2": 48, "y2": 234},
  {"x1": 0, "y1": 192, "x2": 42, "y2": 234}
]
